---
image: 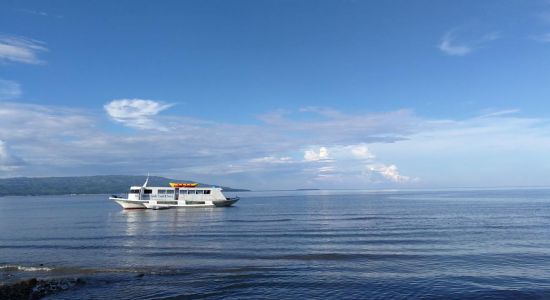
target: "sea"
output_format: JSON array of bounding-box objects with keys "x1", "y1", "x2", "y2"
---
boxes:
[{"x1": 2, "y1": 189, "x2": 550, "y2": 299}]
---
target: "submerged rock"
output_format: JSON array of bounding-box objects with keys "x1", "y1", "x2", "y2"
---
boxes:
[
  {"x1": 0, "y1": 278, "x2": 37, "y2": 299},
  {"x1": 0, "y1": 277, "x2": 84, "y2": 299}
]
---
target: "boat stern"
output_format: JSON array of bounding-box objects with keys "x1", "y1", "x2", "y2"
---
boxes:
[{"x1": 213, "y1": 197, "x2": 240, "y2": 207}]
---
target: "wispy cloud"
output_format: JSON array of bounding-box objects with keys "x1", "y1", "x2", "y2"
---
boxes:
[
  {"x1": 439, "y1": 31, "x2": 473, "y2": 56},
  {"x1": 0, "y1": 79, "x2": 21, "y2": 100},
  {"x1": 104, "y1": 99, "x2": 173, "y2": 130},
  {"x1": 0, "y1": 140, "x2": 24, "y2": 171},
  {"x1": 438, "y1": 29, "x2": 500, "y2": 56},
  {"x1": 478, "y1": 109, "x2": 520, "y2": 118},
  {"x1": 537, "y1": 11, "x2": 550, "y2": 24},
  {"x1": 16, "y1": 8, "x2": 63, "y2": 19},
  {"x1": 530, "y1": 33, "x2": 550, "y2": 43},
  {"x1": 258, "y1": 108, "x2": 418, "y2": 145},
  {"x1": 0, "y1": 35, "x2": 48, "y2": 64}
]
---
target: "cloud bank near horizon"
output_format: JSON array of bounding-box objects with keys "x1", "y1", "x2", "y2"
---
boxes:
[{"x1": 1, "y1": 99, "x2": 549, "y2": 189}]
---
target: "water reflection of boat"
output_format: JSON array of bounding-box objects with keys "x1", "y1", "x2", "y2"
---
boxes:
[{"x1": 110, "y1": 177, "x2": 239, "y2": 209}]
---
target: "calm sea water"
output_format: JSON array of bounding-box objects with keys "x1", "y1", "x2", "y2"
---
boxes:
[{"x1": 2, "y1": 189, "x2": 550, "y2": 299}]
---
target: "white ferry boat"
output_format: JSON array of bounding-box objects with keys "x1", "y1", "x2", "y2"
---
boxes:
[{"x1": 109, "y1": 177, "x2": 239, "y2": 209}]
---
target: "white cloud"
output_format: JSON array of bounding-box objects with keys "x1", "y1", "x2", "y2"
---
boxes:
[
  {"x1": 104, "y1": 98, "x2": 173, "y2": 130},
  {"x1": 0, "y1": 35, "x2": 47, "y2": 64},
  {"x1": 367, "y1": 164, "x2": 411, "y2": 183},
  {"x1": 304, "y1": 147, "x2": 329, "y2": 161},
  {"x1": 0, "y1": 80, "x2": 21, "y2": 100},
  {"x1": 301, "y1": 144, "x2": 408, "y2": 184},
  {"x1": 349, "y1": 144, "x2": 375, "y2": 159},
  {"x1": 438, "y1": 30, "x2": 500, "y2": 56}
]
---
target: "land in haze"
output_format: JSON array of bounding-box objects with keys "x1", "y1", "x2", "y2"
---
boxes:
[{"x1": 0, "y1": 175, "x2": 249, "y2": 197}]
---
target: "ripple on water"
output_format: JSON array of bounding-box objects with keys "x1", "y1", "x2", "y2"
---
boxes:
[{"x1": 2, "y1": 190, "x2": 550, "y2": 299}]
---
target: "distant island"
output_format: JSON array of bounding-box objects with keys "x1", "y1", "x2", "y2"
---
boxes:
[{"x1": 0, "y1": 175, "x2": 249, "y2": 197}]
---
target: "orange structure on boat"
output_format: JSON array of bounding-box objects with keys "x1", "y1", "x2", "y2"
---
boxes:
[{"x1": 169, "y1": 182, "x2": 199, "y2": 188}]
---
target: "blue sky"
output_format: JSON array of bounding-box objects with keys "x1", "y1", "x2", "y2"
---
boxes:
[{"x1": 1, "y1": 0, "x2": 550, "y2": 189}]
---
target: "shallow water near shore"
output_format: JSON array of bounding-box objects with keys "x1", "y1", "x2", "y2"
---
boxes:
[{"x1": 2, "y1": 189, "x2": 550, "y2": 299}]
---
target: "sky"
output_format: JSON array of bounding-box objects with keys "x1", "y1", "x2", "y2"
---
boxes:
[{"x1": 1, "y1": 0, "x2": 550, "y2": 189}]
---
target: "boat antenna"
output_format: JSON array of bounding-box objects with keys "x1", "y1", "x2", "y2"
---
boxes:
[{"x1": 143, "y1": 173, "x2": 149, "y2": 187}]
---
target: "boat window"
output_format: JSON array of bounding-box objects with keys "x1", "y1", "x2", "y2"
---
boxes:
[
  {"x1": 130, "y1": 189, "x2": 140, "y2": 194},
  {"x1": 143, "y1": 189, "x2": 152, "y2": 194},
  {"x1": 196, "y1": 190, "x2": 204, "y2": 194},
  {"x1": 188, "y1": 190, "x2": 196, "y2": 194},
  {"x1": 166, "y1": 190, "x2": 174, "y2": 194},
  {"x1": 157, "y1": 200, "x2": 177, "y2": 205},
  {"x1": 179, "y1": 190, "x2": 187, "y2": 194},
  {"x1": 186, "y1": 200, "x2": 205, "y2": 205},
  {"x1": 158, "y1": 190, "x2": 166, "y2": 194},
  {"x1": 204, "y1": 190, "x2": 211, "y2": 194}
]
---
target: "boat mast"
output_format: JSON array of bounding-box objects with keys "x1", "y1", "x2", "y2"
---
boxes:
[{"x1": 143, "y1": 173, "x2": 149, "y2": 188}]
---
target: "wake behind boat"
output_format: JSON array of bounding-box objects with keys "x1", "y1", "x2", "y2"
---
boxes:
[{"x1": 110, "y1": 177, "x2": 239, "y2": 209}]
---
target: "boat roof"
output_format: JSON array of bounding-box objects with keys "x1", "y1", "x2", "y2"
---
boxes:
[{"x1": 130, "y1": 186, "x2": 220, "y2": 190}]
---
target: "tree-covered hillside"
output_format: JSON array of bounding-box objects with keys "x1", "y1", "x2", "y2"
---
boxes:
[{"x1": 0, "y1": 175, "x2": 249, "y2": 196}]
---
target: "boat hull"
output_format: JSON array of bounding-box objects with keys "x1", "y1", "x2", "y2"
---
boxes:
[
  {"x1": 110, "y1": 196, "x2": 239, "y2": 209},
  {"x1": 110, "y1": 197, "x2": 147, "y2": 209}
]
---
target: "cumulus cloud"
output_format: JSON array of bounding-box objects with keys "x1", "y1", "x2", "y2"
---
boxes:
[
  {"x1": 0, "y1": 80, "x2": 21, "y2": 100},
  {"x1": 301, "y1": 144, "x2": 408, "y2": 184},
  {"x1": 349, "y1": 144, "x2": 375, "y2": 159},
  {"x1": 367, "y1": 164, "x2": 411, "y2": 183},
  {"x1": 0, "y1": 35, "x2": 48, "y2": 64},
  {"x1": 304, "y1": 147, "x2": 330, "y2": 161},
  {"x1": 438, "y1": 30, "x2": 500, "y2": 56},
  {"x1": 104, "y1": 98, "x2": 173, "y2": 130}
]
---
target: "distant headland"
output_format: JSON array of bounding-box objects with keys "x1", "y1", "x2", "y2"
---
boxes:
[{"x1": 0, "y1": 175, "x2": 250, "y2": 197}]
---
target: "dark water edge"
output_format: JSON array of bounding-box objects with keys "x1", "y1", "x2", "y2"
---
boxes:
[
  {"x1": 2, "y1": 263, "x2": 550, "y2": 300},
  {"x1": 2, "y1": 189, "x2": 550, "y2": 299}
]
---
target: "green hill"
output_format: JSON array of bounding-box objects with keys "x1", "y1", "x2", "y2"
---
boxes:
[{"x1": 0, "y1": 175, "x2": 249, "y2": 197}]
